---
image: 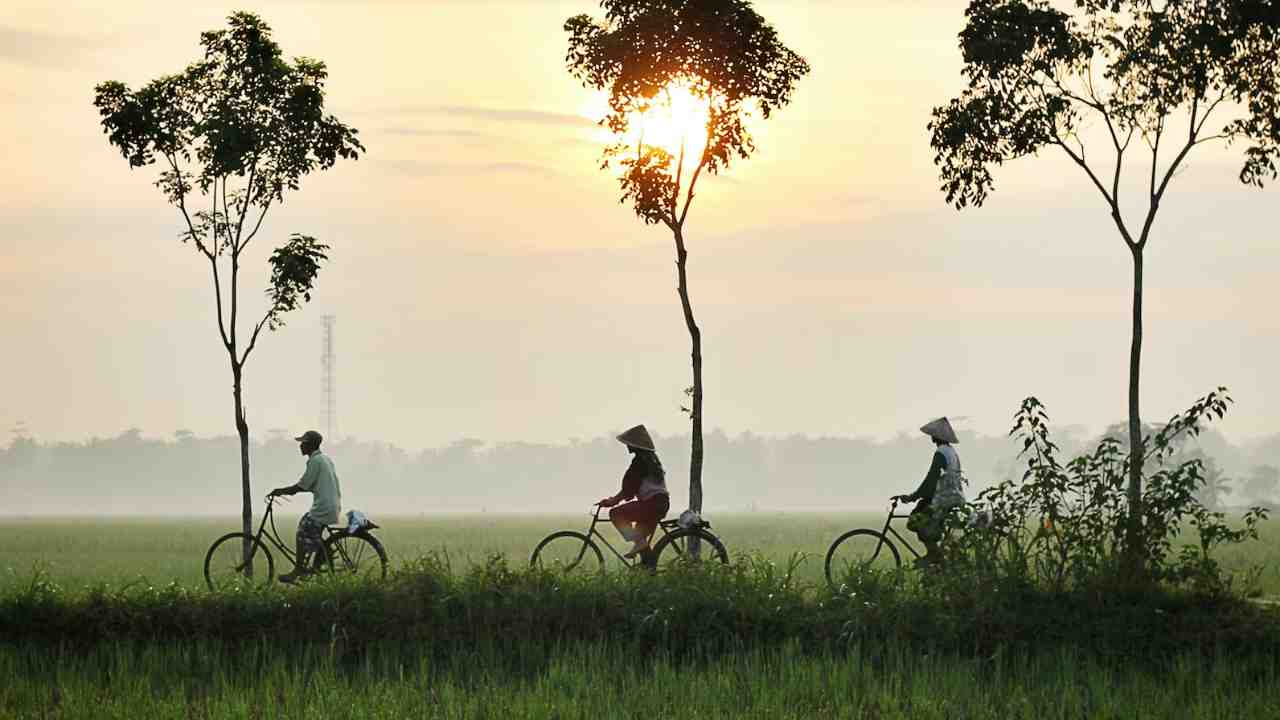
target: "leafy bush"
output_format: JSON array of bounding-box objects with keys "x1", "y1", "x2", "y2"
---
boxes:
[{"x1": 950, "y1": 388, "x2": 1268, "y2": 596}]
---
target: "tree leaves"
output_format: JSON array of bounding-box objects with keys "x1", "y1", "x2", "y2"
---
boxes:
[
  {"x1": 92, "y1": 12, "x2": 364, "y2": 213},
  {"x1": 265, "y1": 234, "x2": 329, "y2": 331},
  {"x1": 566, "y1": 0, "x2": 809, "y2": 223},
  {"x1": 930, "y1": 0, "x2": 1280, "y2": 208}
]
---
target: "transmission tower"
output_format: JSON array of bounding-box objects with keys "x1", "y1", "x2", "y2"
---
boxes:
[{"x1": 321, "y1": 315, "x2": 337, "y2": 440}]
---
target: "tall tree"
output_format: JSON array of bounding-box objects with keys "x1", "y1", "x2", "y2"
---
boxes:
[
  {"x1": 565, "y1": 0, "x2": 808, "y2": 520},
  {"x1": 94, "y1": 12, "x2": 363, "y2": 569},
  {"x1": 929, "y1": 0, "x2": 1280, "y2": 564}
]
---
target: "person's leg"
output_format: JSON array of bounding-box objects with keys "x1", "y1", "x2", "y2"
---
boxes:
[
  {"x1": 628, "y1": 498, "x2": 659, "y2": 555},
  {"x1": 909, "y1": 505, "x2": 941, "y2": 567},
  {"x1": 282, "y1": 513, "x2": 323, "y2": 583},
  {"x1": 609, "y1": 504, "x2": 640, "y2": 542},
  {"x1": 631, "y1": 495, "x2": 669, "y2": 555},
  {"x1": 611, "y1": 500, "x2": 655, "y2": 557}
]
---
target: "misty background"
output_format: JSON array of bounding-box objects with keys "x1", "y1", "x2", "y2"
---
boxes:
[{"x1": 4, "y1": 423, "x2": 1278, "y2": 516}]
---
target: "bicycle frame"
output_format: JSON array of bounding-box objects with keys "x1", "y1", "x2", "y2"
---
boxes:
[
  {"x1": 252, "y1": 496, "x2": 347, "y2": 570},
  {"x1": 878, "y1": 498, "x2": 925, "y2": 560},
  {"x1": 584, "y1": 504, "x2": 670, "y2": 567}
]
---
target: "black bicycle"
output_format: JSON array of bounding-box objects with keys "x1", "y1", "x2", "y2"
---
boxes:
[
  {"x1": 824, "y1": 497, "x2": 924, "y2": 587},
  {"x1": 530, "y1": 503, "x2": 728, "y2": 573},
  {"x1": 203, "y1": 495, "x2": 388, "y2": 590}
]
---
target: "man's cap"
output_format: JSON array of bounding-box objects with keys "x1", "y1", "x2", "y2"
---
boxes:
[
  {"x1": 294, "y1": 430, "x2": 323, "y2": 444},
  {"x1": 616, "y1": 424, "x2": 655, "y2": 452}
]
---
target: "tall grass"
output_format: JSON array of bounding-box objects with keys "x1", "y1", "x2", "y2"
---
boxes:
[
  {"x1": 2, "y1": 639, "x2": 1278, "y2": 719},
  {"x1": 4, "y1": 553, "x2": 1278, "y2": 663}
]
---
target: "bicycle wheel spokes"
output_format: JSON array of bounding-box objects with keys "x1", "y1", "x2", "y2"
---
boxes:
[
  {"x1": 324, "y1": 533, "x2": 389, "y2": 580},
  {"x1": 530, "y1": 531, "x2": 603, "y2": 574},
  {"x1": 651, "y1": 529, "x2": 729, "y2": 572},
  {"x1": 204, "y1": 533, "x2": 274, "y2": 591},
  {"x1": 824, "y1": 529, "x2": 901, "y2": 589}
]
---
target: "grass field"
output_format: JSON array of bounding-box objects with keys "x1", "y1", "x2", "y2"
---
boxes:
[
  {"x1": 4, "y1": 640, "x2": 1279, "y2": 719},
  {"x1": 4, "y1": 512, "x2": 1279, "y2": 718},
  {"x1": 2, "y1": 511, "x2": 1278, "y2": 593}
]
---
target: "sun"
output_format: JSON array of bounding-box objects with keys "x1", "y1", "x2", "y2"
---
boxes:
[{"x1": 582, "y1": 81, "x2": 711, "y2": 168}]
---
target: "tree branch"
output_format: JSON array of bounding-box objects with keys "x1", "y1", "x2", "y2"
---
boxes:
[
  {"x1": 1138, "y1": 98, "x2": 1204, "y2": 249},
  {"x1": 672, "y1": 136, "x2": 686, "y2": 225},
  {"x1": 677, "y1": 124, "x2": 715, "y2": 228},
  {"x1": 165, "y1": 154, "x2": 213, "y2": 260},
  {"x1": 238, "y1": 200, "x2": 273, "y2": 254},
  {"x1": 234, "y1": 155, "x2": 260, "y2": 254},
  {"x1": 168, "y1": 157, "x2": 231, "y2": 350},
  {"x1": 240, "y1": 312, "x2": 271, "y2": 367}
]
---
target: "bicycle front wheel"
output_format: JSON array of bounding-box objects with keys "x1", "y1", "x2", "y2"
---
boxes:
[
  {"x1": 204, "y1": 533, "x2": 275, "y2": 591},
  {"x1": 323, "y1": 532, "x2": 389, "y2": 581},
  {"x1": 530, "y1": 531, "x2": 604, "y2": 574},
  {"x1": 824, "y1": 529, "x2": 901, "y2": 589},
  {"x1": 650, "y1": 528, "x2": 729, "y2": 571}
]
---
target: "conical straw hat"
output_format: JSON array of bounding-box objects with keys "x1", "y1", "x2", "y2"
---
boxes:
[
  {"x1": 920, "y1": 417, "x2": 958, "y2": 444},
  {"x1": 616, "y1": 424, "x2": 656, "y2": 452}
]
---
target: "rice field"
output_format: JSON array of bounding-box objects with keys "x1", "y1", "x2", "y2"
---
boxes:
[
  {"x1": 2, "y1": 512, "x2": 1278, "y2": 594},
  {"x1": 3, "y1": 513, "x2": 1279, "y2": 719}
]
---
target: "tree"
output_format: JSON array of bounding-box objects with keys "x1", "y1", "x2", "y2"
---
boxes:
[
  {"x1": 929, "y1": 0, "x2": 1280, "y2": 564},
  {"x1": 1244, "y1": 465, "x2": 1280, "y2": 506},
  {"x1": 94, "y1": 12, "x2": 363, "y2": 570},
  {"x1": 564, "y1": 0, "x2": 809, "y2": 521}
]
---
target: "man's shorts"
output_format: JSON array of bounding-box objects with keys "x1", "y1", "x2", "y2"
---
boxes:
[{"x1": 296, "y1": 512, "x2": 325, "y2": 557}]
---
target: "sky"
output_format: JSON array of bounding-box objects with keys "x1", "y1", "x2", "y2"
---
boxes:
[{"x1": 1, "y1": 0, "x2": 1277, "y2": 453}]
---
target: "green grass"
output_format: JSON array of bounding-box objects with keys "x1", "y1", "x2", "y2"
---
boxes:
[
  {"x1": 2, "y1": 640, "x2": 1278, "y2": 719},
  {"x1": 3, "y1": 512, "x2": 1277, "y2": 593},
  {"x1": 4, "y1": 513, "x2": 1279, "y2": 719}
]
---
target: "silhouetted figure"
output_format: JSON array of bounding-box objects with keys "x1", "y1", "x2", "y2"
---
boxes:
[
  {"x1": 270, "y1": 430, "x2": 342, "y2": 583},
  {"x1": 599, "y1": 425, "x2": 670, "y2": 558},
  {"x1": 894, "y1": 417, "x2": 965, "y2": 567}
]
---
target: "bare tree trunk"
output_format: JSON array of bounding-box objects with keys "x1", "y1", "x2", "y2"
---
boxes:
[
  {"x1": 672, "y1": 226, "x2": 703, "y2": 556},
  {"x1": 232, "y1": 363, "x2": 254, "y2": 575},
  {"x1": 1124, "y1": 246, "x2": 1145, "y2": 572}
]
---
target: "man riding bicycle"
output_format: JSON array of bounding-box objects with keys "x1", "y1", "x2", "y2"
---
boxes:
[
  {"x1": 269, "y1": 430, "x2": 342, "y2": 583},
  {"x1": 893, "y1": 417, "x2": 966, "y2": 568}
]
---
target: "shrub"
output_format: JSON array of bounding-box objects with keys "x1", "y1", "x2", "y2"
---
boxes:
[{"x1": 950, "y1": 388, "x2": 1268, "y2": 596}]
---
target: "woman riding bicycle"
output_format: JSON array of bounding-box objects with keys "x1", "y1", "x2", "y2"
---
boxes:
[
  {"x1": 893, "y1": 417, "x2": 966, "y2": 567},
  {"x1": 599, "y1": 424, "x2": 670, "y2": 559}
]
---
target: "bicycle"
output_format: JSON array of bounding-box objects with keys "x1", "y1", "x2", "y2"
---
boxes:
[
  {"x1": 824, "y1": 496, "x2": 929, "y2": 588},
  {"x1": 530, "y1": 503, "x2": 729, "y2": 573},
  {"x1": 203, "y1": 495, "x2": 388, "y2": 590}
]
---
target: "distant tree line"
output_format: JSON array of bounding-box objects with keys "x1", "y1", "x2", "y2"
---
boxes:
[{"x1": 3, "y1": 426, "x2": 1277, "y2": 516}]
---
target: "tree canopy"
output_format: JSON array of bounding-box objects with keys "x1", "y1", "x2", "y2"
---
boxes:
[
  {"x1": 565, "y1": 0, "x2": 809, "y2": 226},
  {"x1": 931, "y1": 0, "x2": 1280, "y2": 216}
]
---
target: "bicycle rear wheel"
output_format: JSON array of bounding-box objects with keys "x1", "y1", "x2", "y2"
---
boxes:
[
  {"x1": 824, "y1": 529, "x2": 901, "y2": 589},
  {"x1": 204, "y1": 533, "x2": 275, "y2": 591},
  {"x1": 650, "y1": 528, "x2": 729, "y2": 570},
  {"x1": 530, "y1": 531, "x2": 604, "y2": 574},
  {"x1": 322, "y1": 532, "x2": 389, "y2": 581}
]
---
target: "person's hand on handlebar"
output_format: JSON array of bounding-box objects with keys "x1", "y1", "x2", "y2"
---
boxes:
[
  {"x1": 891, "y1": 494, "x2": 911, "y2": 503},
  {"x1": 598, "y1": 496, "x2": 620, "y2": 508},
  {"x1": 269, "y1": 485, "x2": 298, "y2": 498}
]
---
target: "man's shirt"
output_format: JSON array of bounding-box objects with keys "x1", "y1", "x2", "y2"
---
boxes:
[{"x1": 298, "y1": 450, "x2": 342, "y2": 525}]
